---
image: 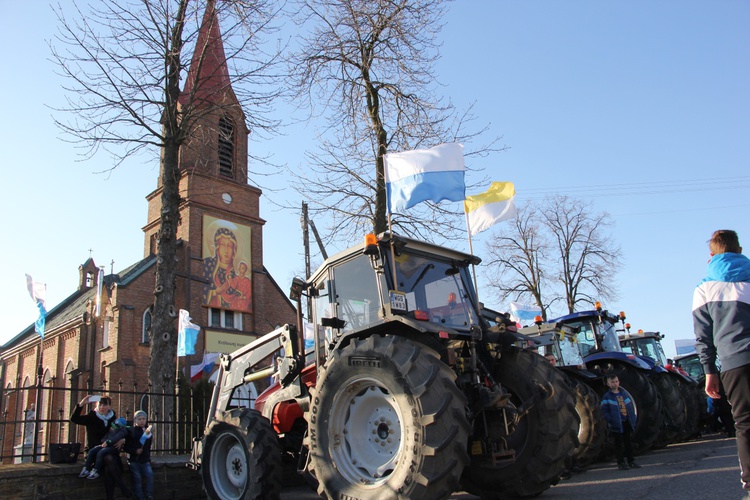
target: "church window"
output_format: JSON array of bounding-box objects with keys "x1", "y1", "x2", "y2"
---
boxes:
[
  {"x1": 142, "y1": 308, "x2": 152, "y2": 344},
  {"x1": 102, "y1": 319, "x2": 110, "y2": 348},
  {"x1": 218, "y1": 116, "x2": 234, "y2": 178},
  {"x1": 209, "y1": 308, "x2": 242, "y2": 330}
]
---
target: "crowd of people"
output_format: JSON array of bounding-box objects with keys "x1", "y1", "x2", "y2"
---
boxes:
[{"x1": 70, "y1": 395, "x2": 154, "y2": 500}]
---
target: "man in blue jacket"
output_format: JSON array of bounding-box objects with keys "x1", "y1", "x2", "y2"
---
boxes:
[{"x1": 693, "y1": 229, "x2": 750, "y2": 495}]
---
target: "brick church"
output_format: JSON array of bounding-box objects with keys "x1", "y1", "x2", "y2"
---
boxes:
[{"x1": 0, "y1": 2, "x2": 296, "y2": 458}]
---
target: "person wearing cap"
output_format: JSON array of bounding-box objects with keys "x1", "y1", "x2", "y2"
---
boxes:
[
  {"x1": 79, "y1": 417, "x2": 130, "y2": 482},
  {"x1": 70, "y1": 394, "x2": 118, "y2": 452},
  {"x1": 125, "y1": 410, "x2": 154, "y2": 500}
]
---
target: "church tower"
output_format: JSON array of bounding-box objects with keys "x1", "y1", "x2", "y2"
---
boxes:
[{"x1": 142, "y1": 0, "x2": 292, "y2": 343}]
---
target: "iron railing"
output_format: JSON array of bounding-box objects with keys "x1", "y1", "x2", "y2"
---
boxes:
[{"x1": 0, "y1": 379, "x2": 215, "y2": 464}]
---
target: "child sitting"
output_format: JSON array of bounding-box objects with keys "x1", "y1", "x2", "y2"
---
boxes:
[{"x1": 79, "y1": 417, "x2": 129, "y2": 480}]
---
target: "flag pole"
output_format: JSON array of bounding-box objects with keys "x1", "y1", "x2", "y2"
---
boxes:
[
  {"x1": 387, "y1": 213, "x2": 398, "y2": 290},
  {"x1": 32, "y1": 333, "x2": 43, "y2": 462},
  {"x1": 464, "y1": 211, "x2": 480, "y2": 306}
]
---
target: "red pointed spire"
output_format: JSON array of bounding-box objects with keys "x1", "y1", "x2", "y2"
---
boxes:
[{"x1": 180, "y1": 0, "x2": 231, "y2": 105}]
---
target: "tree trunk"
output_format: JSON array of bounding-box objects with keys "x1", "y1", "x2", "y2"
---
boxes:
[{"x1": 149, "y1": 139, "x2": 181, "y2": 425}]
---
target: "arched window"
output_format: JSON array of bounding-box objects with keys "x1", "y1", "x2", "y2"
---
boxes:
[
  {"x1": 218, "y1": 116, "x2": 234, "y2": 178},
  {"x1": 142, "y1": 308, "x2": 152, "y2": 344}
]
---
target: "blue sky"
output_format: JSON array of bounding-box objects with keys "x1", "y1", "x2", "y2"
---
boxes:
[{"x1": 1, "y1": 1, "x2": 748, "y2": 359}]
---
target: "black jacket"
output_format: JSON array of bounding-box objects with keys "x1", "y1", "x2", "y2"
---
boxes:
[
  {"x1": 70, "y1": 404, "x2": 117, "y2": 450},
  {"x1": 125, "y1": 426, "x2": 152, "y2": 463}
]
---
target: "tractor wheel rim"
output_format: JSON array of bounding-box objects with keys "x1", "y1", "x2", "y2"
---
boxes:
[{"x1": 330, "y1": 378, "x2": 403, "y2": 485}]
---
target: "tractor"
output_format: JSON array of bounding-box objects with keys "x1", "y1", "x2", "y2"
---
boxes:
[
  {"x1": 547, "y1": 306, "x2": 664, "y2": 454},
  {"x1": 188, "y1": 232, "x2": 578, "y2": 499},
  {"x1": 519, "y1": 320, "x2": 608, "y2": 466},
  {"x1": 619, "y1": 329, "x2": 702, "y2": 442}
]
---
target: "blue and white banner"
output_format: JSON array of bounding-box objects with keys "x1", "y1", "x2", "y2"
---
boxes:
[
  {"x1": 25, "y1": 274, "x2": 47, "y2": 339},
  {"x1": 178, "y1": 309, "x2": 200, "y2": 357},
  {"x1": 384, "y1": 143, "x2": 466, "y2": 213},
  {"x1": 509, "y1": 301, "x2": 542, "y2": 324}
]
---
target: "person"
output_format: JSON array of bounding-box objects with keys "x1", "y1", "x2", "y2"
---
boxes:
[
  {"x1": 79, "y1": 417, "x2": 129, "y2": 480},
  {"x1": 70, "y1": 395, "x2": 129, "y2": 499},
  {"x1": 70, "y1": 395, "x2": 117, "y2": 452},
  {"x1": 125, "y1": 410, "x2": 154, "y2": 500},
  {"x1": 693, "y1": 229, "x2": 750, "y2": 494},
  {"x1": 203, "y1": 227, "x2": 240, "y2": 308},
  {"x1": 601, "y1": 374, "x2": 641, "y2": 470},
  {"x1": 544, "y1": 353, "x2": 557, "y2": 367}
]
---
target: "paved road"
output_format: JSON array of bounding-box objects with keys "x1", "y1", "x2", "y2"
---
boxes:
[{"x1": 281, "y1": 432, "x2": 745, "y2": 499}]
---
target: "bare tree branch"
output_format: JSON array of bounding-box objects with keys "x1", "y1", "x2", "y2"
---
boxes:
[
  {"x1": 283, "y1": 0, "x2": 506, "y2": 245},
  {"x1": 50, "y1": 0, "x2": 284, "y2": 403},
  {"x1": 482, "y1": 196, "x2": 622, "y2": 318}
]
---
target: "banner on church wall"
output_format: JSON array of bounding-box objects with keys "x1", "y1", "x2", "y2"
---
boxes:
[
  {"x1": 202, "y1": 216, "x2": 253, "y2": 313},
  {"x1": 205, "y1": 329, "x2": 257, "y2": 354}
]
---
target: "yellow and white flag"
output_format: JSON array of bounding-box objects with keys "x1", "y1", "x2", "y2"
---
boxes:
[{"x1": 464, "y1": 182, "x2": 516, "y2": 236}]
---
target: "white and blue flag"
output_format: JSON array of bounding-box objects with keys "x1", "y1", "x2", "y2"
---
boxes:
[
  {"x1": 25, "y1": 274, "x2": 47, "y2": 339},
  {"x1": 178, "y1": 309, "x2": 201, "y2": 356},
  {"x1": 384, "y1": 143, "x2": 466, "y2": 213},
  {"x1": 509, "y1": 302, "x2": 543, "y2": 324}
]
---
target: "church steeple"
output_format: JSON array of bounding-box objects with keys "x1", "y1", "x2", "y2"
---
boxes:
[
  {"x1": 174, "y1": 0, "x2": 249, "y2": 184},
  {"x1": 143, "y1": 0, "x2": 257, "y2": 258},
  {"x1": 180, "y1": 0, "x2": 233, "y2": 107}
]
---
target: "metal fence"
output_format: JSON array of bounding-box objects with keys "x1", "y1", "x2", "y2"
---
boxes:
[{"x1": 0, "y1": 379, "x2": 214, "y2": 464}]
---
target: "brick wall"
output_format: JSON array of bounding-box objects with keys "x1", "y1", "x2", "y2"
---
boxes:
[{"x1": 0, "y1": 456, "x2": 204, "y2": 500}]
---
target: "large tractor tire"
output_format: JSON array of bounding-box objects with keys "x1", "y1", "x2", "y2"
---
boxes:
[
  {"x1": 307, "y1": 335, "x2": 471, "y2": 500},
  {"x1": 201, "y1": 408, "x2": 282, "y2": 500},
  {"x1": 676, "y1": 379, "x2": 701, "y2": 441},
  {"x1": 460, "y1": 348, "x2": 579, "y2": 498},
  {"x1": 651, "y1": 373, "x2": 687, "y2": 449},
  {"x1": 571, "y1": 378, "x2": 608, "y2": 467},
  {"x1": 599, "y1": 365, "x2": 663, "y2": 454}
]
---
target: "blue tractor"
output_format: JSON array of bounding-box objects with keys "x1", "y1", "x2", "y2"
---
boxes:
[
  {"x1": 519, "y1": 320, "x2": 609, "y2": 466},
  {"x1": 547, "y1": 306, "x2": 664, "y2": 454},
  {"x1": 619, "y1": 330, "x2": 702, "y2": 442}
]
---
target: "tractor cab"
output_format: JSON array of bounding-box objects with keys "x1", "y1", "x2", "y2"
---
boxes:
[{"x1": 620, "y1": 330, "x2": 669, "y2": 367}]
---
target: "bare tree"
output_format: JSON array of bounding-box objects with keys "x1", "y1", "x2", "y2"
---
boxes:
[
  {"x1": 483, "y1": 196, "x2": 621, "y2": 317},
  {"x1": 285, "y1": 0, "x2": 503, "y2": 245},
  {"x1": 50, "y1": 0, "x2": 283, "y2": 400},
  {"x1": 542, "y1": 196, "x2": 621, "y2": 313},
  {"x1": 483, "y1": 201, "x2": 554, "y2": 320}
]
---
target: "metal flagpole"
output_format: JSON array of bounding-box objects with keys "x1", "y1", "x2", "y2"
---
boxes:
[
  {"x1": 464, "y1": 211, "x2": 480, "y2": 306},
  {"x1": 32, "y1": 334, "x2": 43, "y2": 462},
  {"x1": 387, "y1": 213, "x2": 398, "y2": 290}
]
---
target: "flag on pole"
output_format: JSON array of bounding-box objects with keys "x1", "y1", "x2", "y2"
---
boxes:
[
  {"x1": 190, "y1": 352, "x2": 220, "y2": 382},
  {"x1": 177, "y1": 309, "x2": 200, "y2": 357},
  {"x1": 25, "y1": 274, "x2": 47, "y2": 339},
  {"x1": 464, "y1": 182, "x2": 517, "y2": 236},
  {"x1": 384, "y1": 143, "x2": 466, "y2": 213},
  {"x1": 508, "y1": 301, "x2": 542, "y2": 324}
]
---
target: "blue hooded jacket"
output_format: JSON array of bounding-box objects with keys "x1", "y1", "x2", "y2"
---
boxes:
[{"x1": 693, "y1": 252, "x2": 750, "y2": 373}]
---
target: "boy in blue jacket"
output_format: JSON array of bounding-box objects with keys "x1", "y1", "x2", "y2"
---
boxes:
[{"x1": 601, "y1": 374, "x2": 641, "y2": 470}]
